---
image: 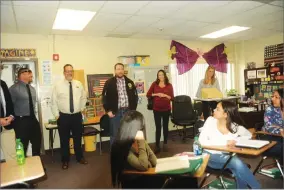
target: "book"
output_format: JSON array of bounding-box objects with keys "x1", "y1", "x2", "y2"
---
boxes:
[
  {"x1": 258, "y1": 171, "x2": 282, "y2": 179},
  {"x1": 155, "y1": 155, "x2": 189, "y2": 173},
  {"x1": 235, "y1": 139, "x2": 269, "y2": 149},
  {"x1": 261, "y1": 167, "x2": 281, "y2": 175},
  {"x1": 208, "y1": 178, "x2": 236, "y2": 189}
]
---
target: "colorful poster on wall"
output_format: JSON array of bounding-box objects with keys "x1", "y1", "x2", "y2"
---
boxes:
[
  {"x1": 135, "y1": 81, "x2": 146, "y2": 95},
  {"x1": 0, "y1": 48, "x2": 36, "y2": 57},
  {"x1": 87, "y1": 74, "x2": 113, "y2": 98},
  {"x1": 118, "y1": 55, "x2": 150, "y2": 67},
  {"x1": 42, "y1": 60, "x2": 52, "y2": 85}
]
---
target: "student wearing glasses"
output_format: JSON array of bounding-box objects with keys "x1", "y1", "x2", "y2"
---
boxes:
[
  {"x1": 199, "y1": 101, "x2": 260, "y2": 189},
  {"x1": 262, "y1": 89, "x2": 283, "y2": 165}
]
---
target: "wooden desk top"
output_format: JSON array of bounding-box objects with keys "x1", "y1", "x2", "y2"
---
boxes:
[
  {"x1": 44, "y1": 116, "x2": 101, "y2": 129},
  {"x1": 123, "y1": 154, "x2": 210, "y2": 178},
  {"x1": 255, "y1": 131, "x2": 283, "y2": 138},
  {"x1": 0, "y1": 156, "x2": 45, "y2": 187},
  {"x1": 194, "y1": 96, "x2": 240, "y2": 102},
  {"x1": 202, "y1": 141, "x2": 277, "y2": 156}
]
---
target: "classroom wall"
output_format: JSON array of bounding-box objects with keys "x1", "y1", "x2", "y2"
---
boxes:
[{"x1": 233, "y1": 33, "x2": 283, "y2": 94}]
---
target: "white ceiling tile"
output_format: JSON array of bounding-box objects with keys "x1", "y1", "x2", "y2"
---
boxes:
[
  {"x1": 85, "y1": 13, "x2": 131, "y2": 31},
  {"x1": 151, "y1": 18, "x2": 187, "y2": 29},
  {"x1": 135, "y1": 1, "x2": 190, "y2": 17},
  {"x1": 170, "y1": 1, "x2": 232, "y2": 20},
  {"x1": 270, "y1": 0, "x2": 283, "y2": 7},
  {"x1": 12, "y1": 1, "x2": 59, "y2": 7},
  {"x1": 100, "y1": 1, "x2": 149, "y2": 14},
  {"x1": 113, "y1": 16, "x2": 161, "y2": 33},
  {"x1": 259, "y1": 20, "x2": 284, "y2": 32},
  {"x1": 14, "y1": 5, "x2": 57, "y2": 22},
  {"x1": 1, "y1": 0, "x2": 12, "y2": 5},
  {"x1": 249, "y1": 10, "x2": 283, "y2": 27},
  {"x1": 59, "y1": 1, "x2": 105, "y2": 12},
  {"x1": 1, "y1": 5, "x2": 17, "y2": 31}
]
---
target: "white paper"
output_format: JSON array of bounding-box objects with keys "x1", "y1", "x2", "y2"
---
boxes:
[
  {"x1": 247, "y1": 70, "x2": 256, "y2": 79},
  {"x1": 42, "y1": 60, "x2": 52, "y2": 85},
  {"x1": 134, "y1": 70, "x2": 145, "y2": 81}
]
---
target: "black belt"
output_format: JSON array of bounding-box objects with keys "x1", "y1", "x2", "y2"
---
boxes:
[
  {"x1": 59, "y1": 112, "x2": 81, "y2": 116},
  {"x1": 15, "y1": 115, "x2": 35, "y2": 118}
]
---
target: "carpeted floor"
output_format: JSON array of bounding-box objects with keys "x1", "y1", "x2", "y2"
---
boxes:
[{"x1": 37, "y1": 133, "x2": 283, "y2": 189}]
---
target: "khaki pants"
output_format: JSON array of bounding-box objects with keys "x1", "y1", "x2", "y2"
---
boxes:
[{"x1": 0, "y1": 129, "x2": 16, "y2": 161}]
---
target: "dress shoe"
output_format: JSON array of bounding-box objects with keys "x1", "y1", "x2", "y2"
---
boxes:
[
  {"x1": 62, "y1": 162, "x2": 69, "y2": 170},
  {"x1": 77, "y1": 158, "x2": 88, "y2": 165}
]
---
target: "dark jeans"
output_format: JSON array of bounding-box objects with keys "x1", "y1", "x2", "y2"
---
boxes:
[
  {"x1": 153, "y1": 110, "x2": 170, "y2": 147},
  {"x1": 259, "y1": 134, "x2": 283, "y2": 165},
  {"x1": 202, "y1": 101, "x2": 217, "y2": 120},
  {"x1": 13, "y1": 116, "x2": 42, "y2": 157},
  {"x1": 110, "y1": 108, "x2": 129, "y2": 145},
  {"x1": 57, "y1": 112, "x2": 83, "y2": 162}
]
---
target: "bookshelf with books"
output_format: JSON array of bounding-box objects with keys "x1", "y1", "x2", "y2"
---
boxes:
[{"x1": 86, "y1": 97, "x2": 105, "y2": 118}]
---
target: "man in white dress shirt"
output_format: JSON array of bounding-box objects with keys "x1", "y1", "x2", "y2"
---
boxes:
[{"x1": 51, "y1": 64, "x2": 87, "y2": 170}]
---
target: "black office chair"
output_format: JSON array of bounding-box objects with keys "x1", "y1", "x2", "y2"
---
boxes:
[
  {"x1": 99, "y1": 114, "x2": 111, "y2": 154},
  {"x1": 254, "y1": 122, "x2": 284, "y2": 178},
  {"x1": 171, "y1": 95, "x2": 197, "y2": 141}
]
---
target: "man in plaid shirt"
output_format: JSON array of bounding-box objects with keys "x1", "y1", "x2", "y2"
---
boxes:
[{"x1": 102, "y1": 63, "x2": 138, "y2": 145}]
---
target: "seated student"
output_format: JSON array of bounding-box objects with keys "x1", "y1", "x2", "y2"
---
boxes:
[
  {"x1": 262, "y1": 89, "x2": 283, "y2": 165},
  {"x1": 199, "y1": 101, "x2": 261, "y2": 189},
  {"x1": 110, "y1": 110, "x2": 165, "y2": 188}
]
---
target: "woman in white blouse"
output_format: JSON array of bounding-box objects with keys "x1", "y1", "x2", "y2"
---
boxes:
[{"x1": 199, "y1": 101, "x2": 261, "y2": 189}]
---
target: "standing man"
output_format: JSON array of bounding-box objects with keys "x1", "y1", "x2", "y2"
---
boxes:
[
  {"x1": 0, "y1": 63, "x2": 16, "y2": 161},
  {"x1": 102, "y1": 63, "x2": 138, "y2": 145},
  {"x1": 51, "y1": 64, "x2": 87, "y2": 170},
  {"x1": 9, "y1": 68, "x2": 42, "y2": 157}
]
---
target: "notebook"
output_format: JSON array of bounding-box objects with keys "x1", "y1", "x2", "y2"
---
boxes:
[
  {"x1": 155, "y1": 155, "x2": 189, "y2": 173},
  {"x1": 235, "y1": 139, "x2": 269, "y2": 149}
]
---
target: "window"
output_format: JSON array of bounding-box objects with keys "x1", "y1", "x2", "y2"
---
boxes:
[{"x1": 170, "y1": 63, "x2": 235, "y2": 98}]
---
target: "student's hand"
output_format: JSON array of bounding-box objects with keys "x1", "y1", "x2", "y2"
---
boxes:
[
  {"x1": 6, "y1": 116, "x2": 13, "y2": 123},
  {"x1": 107, "y1": 111, "x2": 115, "y2": 118},
  {"x1": 227, "y1": 140, "x2": 237, "y2": 147},
  {"x1": 0, "y1": 118, "x2": 10, "y2": 127},
  {"x1": 135, "y1": 130, "x2": 144, "y2": 140}
]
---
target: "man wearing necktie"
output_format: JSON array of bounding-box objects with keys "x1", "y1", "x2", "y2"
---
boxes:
[
  {"x1": 0, "y1": 63, "x2": 16, "y2": 161},
  {"x1": 9, "y1": 68, "x2": 42, "y2": 157},
  {"x1": 51, "y1": 64, "x2": 87, "y2": 170}
]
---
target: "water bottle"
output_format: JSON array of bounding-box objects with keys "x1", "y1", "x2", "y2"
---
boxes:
[
  {"x1": 16, "y1": 139, "x2": 25, "y2": 165},
  {"x1": 193, "y1": 136, "x2": 203, "y2": 156}
]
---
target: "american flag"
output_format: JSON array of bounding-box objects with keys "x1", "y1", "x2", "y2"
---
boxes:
[
  {"x1": 92, "y1": 78, "x2": 108, "y2": 93},
  {"x1": 264, "y1": 43, "x2": 283, "y2": 67}
]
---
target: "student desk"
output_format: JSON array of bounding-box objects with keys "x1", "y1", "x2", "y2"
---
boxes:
[
  {"x1": 193, "y1": 96, "x2": 240, "y2": 104},
  {"x1": 201, "y1": 141, "x2": 277, "y2": 188},
  {"x1": 0, "y1": 156, "x2": 45, "y2": 188},
  {"x1": 123, "y1": 154, "x2": 210, "y2": 188},
  {"x1": 44, "y1": 116, "x2": 101, "y2": 158}
]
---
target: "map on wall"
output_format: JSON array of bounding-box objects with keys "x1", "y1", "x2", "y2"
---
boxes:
[{"x1": 87, "y1": 74, "x2": 113, "y2": 98}]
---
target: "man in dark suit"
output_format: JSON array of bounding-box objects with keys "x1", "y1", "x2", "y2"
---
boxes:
[
  {"x1": 102, "y1": 63, "x2": 138, "y2": 145},
  {"x1": 0, "y1": 63, "x2": 16, "y2": 161}
]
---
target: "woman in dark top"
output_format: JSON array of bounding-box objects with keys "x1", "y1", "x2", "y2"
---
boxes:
[{"x1": 146, "y1": 70, "x2": 174, "y2": 153}]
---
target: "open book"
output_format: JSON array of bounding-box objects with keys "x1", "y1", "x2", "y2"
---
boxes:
[
  {"x1": 155, "y1": 155, "x2": 189, "y2": 173},
  {"x1": 235, "y1": 139, "x2": 269, "y2": 149}
]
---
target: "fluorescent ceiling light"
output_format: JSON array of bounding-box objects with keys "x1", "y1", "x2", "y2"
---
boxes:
[
  {"x1": 53, "y1": 9, "x2": 96, "y2": 31},
  {"x1": 200, "y1": 26, "x2": 250, "y2": 39}
]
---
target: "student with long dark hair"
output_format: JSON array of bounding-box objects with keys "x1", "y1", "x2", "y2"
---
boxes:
[
  {"x1": 199, "y1": 101, "x2": 261, "y2": 189},
  {"x1": 146, "y1": 70, "x2": 174, "y2": 153},
  {"x1": 262, "y1": 89, "x2": 283, "y2": 165},
  {"x1": 110, "y1": 110, "x2": 165, "y2": 188}
]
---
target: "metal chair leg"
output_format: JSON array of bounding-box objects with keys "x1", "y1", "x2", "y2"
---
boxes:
[
  {"x1": 161, "y1": 177, "x2": 173, "y2": 188},
  {"x1": 199, "y1": 173, "x2": 211, "y2": 188},
  {"x1": 99, "y1": 134, "x2": 102, "y2": 155},
  {"x1": 275, "y1": 159, "x2": 284, "y2": 178}
]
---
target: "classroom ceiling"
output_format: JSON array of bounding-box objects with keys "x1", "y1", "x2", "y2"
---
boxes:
[{"x1": 1, "y1": 0, "x2": 283, "y2": 42}]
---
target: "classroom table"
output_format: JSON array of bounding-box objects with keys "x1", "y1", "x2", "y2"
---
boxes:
[
  {"x1": 200, "y1": 141, "x2": 277, "y2": 188},
  {"x1": 44, "y1": 116, "x2": 101, "y2": 159},
  {"x1": 193, "y1": 96, "x2": 240, "y2": 103},
  {"x1": 0, "y1": 156, "x2": 45, "y2": 188},
  {"x1": 123, "y1": 154, "x2": 210, "y2": 188}
]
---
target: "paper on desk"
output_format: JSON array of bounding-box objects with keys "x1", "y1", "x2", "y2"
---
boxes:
[{"x1": 155, "y1": 155, "x2": 189, "y2": 173}]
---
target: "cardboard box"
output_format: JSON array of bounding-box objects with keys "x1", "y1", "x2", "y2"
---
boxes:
[{"x1": 201, "y1": 88, "x2": 223, "y2": 99}]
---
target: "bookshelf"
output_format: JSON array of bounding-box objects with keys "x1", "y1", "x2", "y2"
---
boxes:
[{"x1": 86, "y1": 97, "x2": 105, "y2": 118}]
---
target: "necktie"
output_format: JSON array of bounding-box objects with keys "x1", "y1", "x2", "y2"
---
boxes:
[
  {"x1": 69, "y1": 82, "x2": 74, "y2": 113},
  {"x1": 26, "y1": 84, "x2": 34, "y2": 116}
]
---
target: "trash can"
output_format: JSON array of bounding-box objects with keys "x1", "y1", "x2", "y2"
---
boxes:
[
  {"x1": 69, "y1": 138, "x2": 75, "y2": 154},
  {"x1": 83, "y1": 127, "x2": 100, "y2": 152},
  {"x1": 83, "y1": 135, "x2": 96, "y2": 152}
]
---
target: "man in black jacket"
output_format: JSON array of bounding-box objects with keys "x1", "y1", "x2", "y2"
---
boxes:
[
  {"x1": 102, "y1": 63, "x2": 138, "y2": 144},
  {"x1": 0, "y1": 63, "x2": 16, "y2": 161}
]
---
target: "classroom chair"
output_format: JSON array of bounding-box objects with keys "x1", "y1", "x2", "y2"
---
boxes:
[
  {"x1": 171, "y1": 95, "x2": 198, "y2": 141},
  {"x1": 99, "y1": 114, "x2": 111, "y2": 154}
]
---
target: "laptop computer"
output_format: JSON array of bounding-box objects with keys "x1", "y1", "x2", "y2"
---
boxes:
[{"x1": 236, "y1": 139, "x2": 269, "y2": 149}]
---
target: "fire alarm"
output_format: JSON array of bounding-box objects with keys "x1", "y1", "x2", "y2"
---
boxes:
[{"x1": 53, "y1": 54, "x2": 59, "y2": 61}]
